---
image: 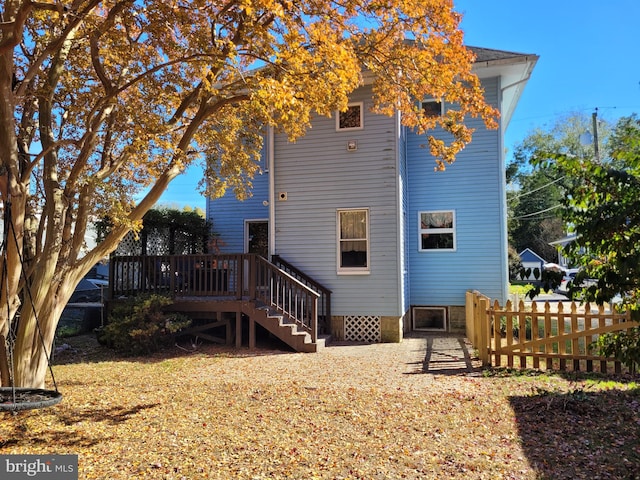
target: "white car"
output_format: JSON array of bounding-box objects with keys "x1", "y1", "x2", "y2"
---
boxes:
[
  {"x1": 556, "y1": 268, "x2": 597, "y2": 298},
  {"x1": 556, "y1": 268, "x2": 579, "y2": 296}
]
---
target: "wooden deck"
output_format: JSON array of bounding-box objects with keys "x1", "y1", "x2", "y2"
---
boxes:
[{"x1": 108, "y1": 254, "x2": 331, "y2": 351}]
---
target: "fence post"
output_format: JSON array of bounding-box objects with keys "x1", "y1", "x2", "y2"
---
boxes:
[
  {"x1": 465, "y1": 291, "x2": 477, "y2": 348},
  {"x1": 478, "y1": 296, "x2": 490, "y2": 367},
  {"x1": 492, "y1": 300, "x2": 502, "y2": 367}
]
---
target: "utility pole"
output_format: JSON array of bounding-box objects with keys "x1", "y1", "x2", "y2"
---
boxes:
[{"x1": 592, "y1": 108, "x2": 600, "y2": 162}]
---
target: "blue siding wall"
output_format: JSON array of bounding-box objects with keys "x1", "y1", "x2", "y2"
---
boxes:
[
  {"x1": 206, "y1": 144, "x2": 269, "y2": 252},
  {"x1": 206, "y1": 76, "x2": 509, "y2": 314},
  {"x1": 406, "y1": 76, "x2": 507, "y2": 305},
  {"x1": 273, "y1": 86, "x2": 403, "y2": 316}
]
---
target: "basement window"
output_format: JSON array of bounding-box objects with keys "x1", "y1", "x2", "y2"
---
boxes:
[{"x1": 412, "y1": 306, "x2": 447, "y2": 331}]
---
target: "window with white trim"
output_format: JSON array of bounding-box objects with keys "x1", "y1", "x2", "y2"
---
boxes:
[
  {"x1": 422, "y1": 99, "x2": 443, "y2": 118},
  {"x1": 419, "y1": 210, "x2": 456, "y2": 251},
  {"x1": 337, "y1": 208, "x2": 369, "y2": 273},
  {"x1": 336, "y1": 102, "x2": 364, "y2": 131}
]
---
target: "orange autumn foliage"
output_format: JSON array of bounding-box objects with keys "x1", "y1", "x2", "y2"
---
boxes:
[{"x1": 0, "y1": 0, "x2": 496, "y2": 387}]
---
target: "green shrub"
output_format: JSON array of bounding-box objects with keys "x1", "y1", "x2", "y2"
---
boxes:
[
  {"x1": 499, "y1": 315, "x2": 533, "y2": 340},
  {"x1": 98, "y1": 295, "x2": 191, "y2": 355},
  {"x1": 56, "y1": 325, "x2": 82, "y2": 339},
  {"x1": 592, "y1": 327, "x2": 640, "y2": 374}
]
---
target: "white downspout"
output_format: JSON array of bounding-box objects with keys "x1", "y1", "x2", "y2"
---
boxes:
[
  {"x1": 268, "y1": 126, "x2": 276, "y2": 257},
  {"x1": 497, "y1": 80, "x2": 509, "y2": 304},
  {"x1": 395, "y1": 110, "x2": 405, "y2": 328}
]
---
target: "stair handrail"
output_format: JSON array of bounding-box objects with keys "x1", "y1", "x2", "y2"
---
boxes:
[
  {"x1": 271, "y1": 255, "x2": 332, "y2": 333},
  {"x1": 271, "y1": 255, "x2": 332, "y2": 295},
  {"x1": 251, "y1": 255, "x2": 320, "y2": 343}
]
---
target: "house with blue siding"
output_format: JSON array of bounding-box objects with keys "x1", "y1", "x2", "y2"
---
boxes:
[{"x1": 206, "y1": 47, "x2": 538, "y2": 343}]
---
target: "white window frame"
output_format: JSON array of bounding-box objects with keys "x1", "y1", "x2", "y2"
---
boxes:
[
  {"x1": 421, "y1": 99, "x2": 444, "y2": 118},
  {"x1": 418, "y1": 210, "x2": 456, "y2": 252},
  {"x1": 337, "y1": 208, "x2": 370, "y2": 275},
  {"x1": 244, "y1": 218, "x2": 269, "y2": 255},
  {"x1": 336, "y1": 102, "x2": 364, "y2": 131}
]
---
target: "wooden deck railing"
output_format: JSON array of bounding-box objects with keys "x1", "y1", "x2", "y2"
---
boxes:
[
  {"x1": 109, "y1": 253, "x2": 320, "y2": 342},
  {"x1": 466, "y1": 291, "x2": 640, "y2": 373},
  {"x1": 109, "y1": 254, "x2": 242, "y2": 298}
]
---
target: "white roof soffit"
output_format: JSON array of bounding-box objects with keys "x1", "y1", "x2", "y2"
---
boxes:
[{"x1": 471, "y1": 49, "x2": 539, "y2": 130}]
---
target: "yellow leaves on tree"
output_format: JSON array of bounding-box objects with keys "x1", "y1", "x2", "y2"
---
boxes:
[{"x1": 0, "y1": 0, "x2": 496, "y2": 387}]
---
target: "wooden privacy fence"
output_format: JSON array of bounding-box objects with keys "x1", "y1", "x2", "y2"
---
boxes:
[{"x1": 466, "y1": 291, "x2": 640, "y2": 374}]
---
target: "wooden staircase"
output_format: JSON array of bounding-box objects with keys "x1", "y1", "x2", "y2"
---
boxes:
[{"x1": 242, "y1": 301, "x2": 327, "y2": 353}]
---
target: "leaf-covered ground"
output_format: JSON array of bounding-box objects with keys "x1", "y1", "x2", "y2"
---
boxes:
[{"x1": 1, "y1": 334, "x2": 639, "y2": 479}]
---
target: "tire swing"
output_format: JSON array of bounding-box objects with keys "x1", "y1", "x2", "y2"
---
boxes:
[{"x1": 0, "y1": 193, "x2": 62, "y2": 412}]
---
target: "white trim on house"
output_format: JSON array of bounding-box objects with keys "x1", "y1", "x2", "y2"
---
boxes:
[
  {"x1": 268, "y1": 126, "x2": 275, "y2": 257},
  {"x1": 336, "y1": 102, "x2": 364, "y2": 131},
  {"x1": 421, "y1": 99, "x2": 444, "y2": 117},
  {"x1": 418, "y1": 210, "x2": 457, "y2": 252},
  {"x1": 472, "y1": 52, "x2": 538, "y2": 129},
  {"x1": 497, "y1": 77, "x2": 509, "y2": 301},
  {"x1": 336, "y1": 207, "x2": 370, "y2": 275},
  {"x1": 244, "y1": 218, "x2": 269, "y2": 254},
  {"x1": 395, "y1": 110, "x2": 405, "y2": 320}
]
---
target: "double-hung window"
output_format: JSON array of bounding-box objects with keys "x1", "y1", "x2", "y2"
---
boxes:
[
  {"x1": 337, "y1": 208, "x2": 369, "y2": 273},
  {"x1": 419, "y1": 211, "x2": 456, "y2": 251}
]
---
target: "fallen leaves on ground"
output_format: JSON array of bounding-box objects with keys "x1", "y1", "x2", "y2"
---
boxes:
[{"x1": 1, "y1": 335, "x2": 638, "y2": 479}]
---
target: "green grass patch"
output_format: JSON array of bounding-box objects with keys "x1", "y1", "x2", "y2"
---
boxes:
[{"x1": 508, "y1": 283, "x2": 535, "y2": 296}]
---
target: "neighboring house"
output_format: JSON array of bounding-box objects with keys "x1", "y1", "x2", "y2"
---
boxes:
[
  {"x1": 518, "y1": 248, "x2": 546, "y2": 280},
  {"x1": 549, "y1": 234, "x2": 577, "y2": 268},
  {"x1": 207, "y1": 46, "x2": 538, "y2": 342}
]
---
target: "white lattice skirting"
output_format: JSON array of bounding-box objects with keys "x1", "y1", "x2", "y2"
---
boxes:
[{"x1": 344, "y1": 315, "x2": 381, "y2": 343}]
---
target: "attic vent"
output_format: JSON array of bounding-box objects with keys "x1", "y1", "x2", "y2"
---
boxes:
[{"x1": 412, "y1": 307, "x2": 447, "y2": 332}]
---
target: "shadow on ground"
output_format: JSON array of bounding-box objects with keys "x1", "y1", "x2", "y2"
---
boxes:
[
  {"x1": 509, "y1": 387, "x2": 640, "y2": 479},
  {"x1": 403, "y1": 333, "x2": 482, "y2": 376}
]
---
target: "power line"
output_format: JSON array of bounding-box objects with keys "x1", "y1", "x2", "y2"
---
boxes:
[
  {"x1": 508, "y1": 105, "x2": 640, "y2": 124},
  {"x1": 509, "y1": 176, "x2": 565, "y2": 199},
  {"x1": 511, "y1": 204, "x2": 563, "y2": 220},
  {"x1": 512, "y1": 215, "x2": 560, "y2": 222}
]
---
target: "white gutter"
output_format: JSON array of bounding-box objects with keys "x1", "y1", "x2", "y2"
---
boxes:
[{"x1": 500, "y1": 76, "x2": 533, "y2": 93}]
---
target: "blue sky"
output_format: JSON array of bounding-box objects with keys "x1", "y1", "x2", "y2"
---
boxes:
[
  {"x1": 159, "y1": 1, "x2": 640, "y2": 210},
  {"x1": 455, "y1": 0, "x2": 640, "y2": 152}
]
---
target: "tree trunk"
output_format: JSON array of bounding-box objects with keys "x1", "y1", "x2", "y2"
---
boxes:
[
  {"x1": 0, "y1": 334, "x2": 10, "y2": 387},
  {"x1": 12, "y1": 275, "x2": 73, "y2": 388}
]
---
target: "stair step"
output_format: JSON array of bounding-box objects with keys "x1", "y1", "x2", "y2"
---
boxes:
[{"x1": 243, "y1": 300, "x2": 327, "y2": 353}]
